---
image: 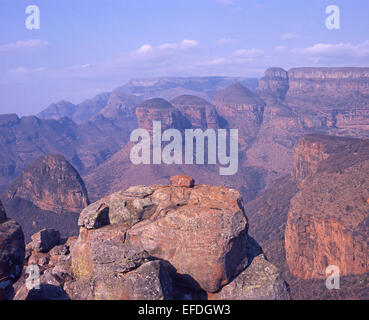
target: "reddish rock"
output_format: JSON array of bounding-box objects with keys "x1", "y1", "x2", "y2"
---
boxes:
[
  {"x1": 124, "y1": 184, "x2": 250, "y2": 293},
  {"x1": 212, "y1": 82, "x2": 265, "y2": 147},
  {"x1": 5, "y1": 154, "x2": 89, "y2": 214},
  {"x1": 28, "y1": 229, "x2": 60, "y2": 253},
  {"x1": 0, "y1": 201, "x2": 25, "y2": 300},
  {"x1": 170, "y1": 95, "x2": 219, "y2": 129},
  {"x1": 209, "y1": 255, "x2": 290, "y2": 300},
  {"x1": 292, "y1": 134, "x2": 359, "y2": 183},
  {"x1": 170, "y1": 175, "x2": 195, "y2": 188},
  {"x1": 70, "y1": 182, "x2": 255, "y2": 297},
  {"x1": 256, "y1": 67, "x2": 289, "y2": 102},
  {"x1": 285, "y1": 136, "x2": 369, "y2": 279},
  {"x1": 135, "y1": 98, "x2": 185, "y2": 133}
]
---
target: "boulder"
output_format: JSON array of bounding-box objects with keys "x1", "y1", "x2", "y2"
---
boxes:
[
  {"x1": 0, "y1": 202, "x2": 25, "y2": 299},
  {"x1": 72, "y1": 182, "x2": 251, "y2": 295},
  {"x1": 170, "y1": 175, "x2": 195, "y2": 188},
  {"x1": 209, "y1": 255, "x2": 290, "y2": 300},
  {"x1": 28, "y1": 229, "x2": 60, "y2": 253}
]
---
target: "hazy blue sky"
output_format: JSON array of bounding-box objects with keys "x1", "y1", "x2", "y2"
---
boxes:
[{"x1": 1, "y1": 0, "x2": 369, "y2": 115}]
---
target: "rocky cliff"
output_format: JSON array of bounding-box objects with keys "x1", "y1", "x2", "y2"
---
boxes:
[
  {"x1": 5, "y1": 154, "x2": 89, "y2": 214},
  {"x1": 170, "y1": 95, "x2": 219, "y2": 129},
  {"x1": 12, "y1": 176, "x2": 289, "y2": 300},
  {"x1": 37, "y1": 101, "x2": 77, "y2": 121},
  {"x1": 212, "y1": 83, "x2": 265, "y2": 148},
  {"x1": 0, "y1": 201, "x2": 25, "y2": 300},
  {"x1": 245, "y1": 67, "x2": 369, "y2": 188},
  {"x1": 256, "y1": 67, "x2": 289, "y2": 102},
  {"x1": 286, "y1": 135, "x2": 369, "y2": 279},
  {"x1": 136, "y1": 98, "x2": 186, "y2": 133},
  {"x1": 1, "y1": 154, "x2": 89, "y2": 241},
  {"x1": 247, "y1": 134, "x2": 369, "y2": 299}
]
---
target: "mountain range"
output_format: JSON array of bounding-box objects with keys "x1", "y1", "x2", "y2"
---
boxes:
[{"x1": 0, "y1": 68, "x2": 368, "y2": 300}]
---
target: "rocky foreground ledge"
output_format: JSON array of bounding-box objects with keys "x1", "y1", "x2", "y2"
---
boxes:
[{"x1": 6, "y1": 175, "x2": 289, "y2": 300}]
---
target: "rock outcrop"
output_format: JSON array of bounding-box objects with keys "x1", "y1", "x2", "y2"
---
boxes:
[
  {"x1": 5, "y1": 154, "x2": 89, "y2": 214},
  {"x1": 72, "y1": 92, "x2": 111, "y2": 123},
  {"x1": 209, "y1": 254, "x2": 290, "y2": 300},
  {"x1": 256, "y1": 67, "x2": 289, "y2": 102},
  {"x1": 98, "y1": 90, "x2": 142, "y2": 120},
  {"x1": 285, "y1": 67, "x2": 369, "y2": 109},
  {"x1": 0, "y1": 201, "x2": 25, "y2": 300},
  {"x1": 292, "y1": 134, "x2": 360, "y2": 183},
  {"x1": 212, "y1": 83, "x2": 265, "y2": 147},
  {"x1": 1, "y1": 154, "x2": 89, "y2": 241},
  {"x1": 285, "y1": 136, "x2": 369, "y2": 279},
  {"x1": 170, "y1": 95, "x2": 219, "y2": 129},
  {"x1": 37, "y1": 101, "x2": 77, "y2": 121},
  {"x1": 246, "y1": 134, "x2": 369, "y2": 299},
  {"x1": 13, "y1": 230, "x2": 73, "y2": 300},
  {"x1": 136, "y1": 98, "x2": 186, "y2": 133},
  {"x1": 66, "y1": 177, "x2": 288, "y2": 299}
]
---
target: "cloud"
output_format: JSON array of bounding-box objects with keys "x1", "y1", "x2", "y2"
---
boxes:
[
  {"x1": 135, "y1": 44, "x2": 153, "y2": 54},
  {"x1": 294, "y1": 40, "x2": 369, "y2": 57},
  {"x1": 216, "y1": 38, "x2": 239, "y2": 45},
  {"x1": 217, "y1": 0, "x2": 234, "y2": 6},
  {"x1": 159, "y1": 39, "x2": 199, "y2": 50},
  {"x1": 0, "y1": 40, "x2": 48, "y2": 53},
  {"x1": 282, "y1": 33, "x2": 298, "y2": 40},
  {"x1": 234, "y1": 48, "x2": 264, "y2": 57},
  {"x1": 8, "y1": 66, "x2": 46, "y2": 74},
  {"x1": 275, "y1": 45, "x2": 289, "y2": 52}
]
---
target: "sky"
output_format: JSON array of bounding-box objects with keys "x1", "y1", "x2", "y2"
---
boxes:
[{"x1": 0, "y1": 0, "x2": 369, "y2": 115}]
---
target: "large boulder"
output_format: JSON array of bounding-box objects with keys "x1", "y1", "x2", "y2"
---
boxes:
[
  {"x1": 71, "y1": 178, "x2": 255, "y2": 297},
  {"x1": 0, "y1": 201, "x2": 25, "y2": 300},
  {"x1": 209, "y1": 254, "x2": 290, "y2": 300},
  {"x1": 27, "y1": 229, "x2": 61, "y2": 253}
]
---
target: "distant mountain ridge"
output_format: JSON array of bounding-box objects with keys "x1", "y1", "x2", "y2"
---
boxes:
[{"x1": 37, "y1": 76, "x2": 259, "y2": 123}]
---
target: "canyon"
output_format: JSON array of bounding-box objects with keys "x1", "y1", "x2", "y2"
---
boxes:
[{"x1": 0, "y1": 67, "x2": 368, "y2": 300}]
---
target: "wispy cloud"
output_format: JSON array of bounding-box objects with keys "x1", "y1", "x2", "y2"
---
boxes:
[
  {"x1": 159, "y1": 39, "x2": 199, "y2": 51},
  {"x1": 234, "y1": 48, "x2": 264, "y2": 58},
  {"x1": 275, "y1": 45, "x2": 289, "y2": 52},
  {"x1": 282, "y1": 33, "x2": 299, "y2": 40},
  {"x1": 134, "y1": 39, "x2": 199, "y2": 55},
  {"x1": 8, "y1": 66, "x2": 46, "y2": 74},
  {"x1": 135, "y1": 44, "x2": 153, "y2": 54},
  {"x1": 217, "y1": 0, "x2": 234, "y2": 6},
  {"x1": 0, "y1": 40, "x2": 48, "y2": 53},
  {"x1": 216, "y1": 38, "x2": 239, "y2": 45},
  {"x1": 294, "y1": 40, "x2": 369, "y2": 57}
]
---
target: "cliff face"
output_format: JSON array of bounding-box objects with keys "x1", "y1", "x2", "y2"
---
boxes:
[
  {"x1": 136, "y1": 98, "x2": 186, "y2": 133},
  {"x1": 0, "y1": 201, "x2": 25, "y2": 300},
  {"x1": 170, "y1": 95, "x2": 219, "y2": 129},
  {"x1": 5, "y1": 154, "x2": 89, "y2": 214},
  {"x1": 1, "y1": 154, "x2": 89, "y2": 241},
  {"x1": 292, "y1": 134, "x2": 360, "y2": 182},
  {"x1": 246, "y1": 134, "x2": 369, "y2": 299},
  {"x1": 286, "y1": 68, "x2": 369, "y2": 108},
  {"x1": 212, "y1": 83, "x2": 265, "y2": 142},
  {"x1": 37, "y1": 101, "x2": 77, "y2": 121},
  {"x1": 285, "y1": 136, "x2": 369, "y2": 279},
  {"x1": 256, "y1": 67, "x2": 289, "y2": 102},
  {"x1": 246, "y1": 67, "x2": 369, "y2": 187},
  {"x1": 97, "y1": 90, "x2": 142, "y2": 120}
]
